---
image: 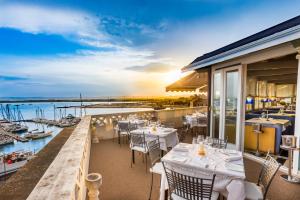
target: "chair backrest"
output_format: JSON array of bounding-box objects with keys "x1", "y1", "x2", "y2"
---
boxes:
[
  {"x1": 148, "y1": 136, "x2": 161, "y2": 167},
  {"x1": 130, "y1": 133, "x2": 147, "y2": 149},
  {"x1": 163, "y1": 162, "x2": 216, "y2": 200},
  {"x1": 128, "y1": 122, "x2": 137, "y2": 131},
  {"x1": 118, "y1": 122, "x2": 129, "y2": 132},
  {"x1": 211, "y1": 137, "x2": 228, "y2": 149},
  {"x1": 257, "y1": 154, "x2": 281, "y2": 200},
  {"x1": 197, "y1": 117, "x2": 207, "y2": 125}
]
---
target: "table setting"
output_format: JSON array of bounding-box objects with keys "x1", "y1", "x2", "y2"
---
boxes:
[
  {"x1": 130, "y1": 124, "x2": 179, "y2": 151},
  {"x1": 160, "y1": 142, "x2": 246, "y2": 200},
  {"x1": 185, "y1": 112, "x2": 207, "y2": 127}
]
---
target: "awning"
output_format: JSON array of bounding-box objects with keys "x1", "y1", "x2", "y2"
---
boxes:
[{"x1": 166, "y1": 71, "x2": 208, "y2": 92}]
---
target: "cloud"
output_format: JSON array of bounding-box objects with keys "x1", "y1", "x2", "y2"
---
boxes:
[
  {"x1": 126, "y1": 62, "x2": 175, "y2": 73},
  {"x1": 0, "y1": 48, "x2": 173, "y2": 96},
  {"x1": 0, "y1": 3, "x2": 115, "y2": 48},
  {"x1": 0, "y1": 75, "x2": 28, "y2": 81}
]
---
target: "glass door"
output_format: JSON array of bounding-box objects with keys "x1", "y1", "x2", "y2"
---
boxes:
[
  {"x1": 211, "y1": 66, "x2": 242, "y2": 149},
  {"x1": 212, "y1": 72, "x2": 221, "y2": 139},
  {"x1": 224, "y1": 70, "x2": 239, "y2": 145}
]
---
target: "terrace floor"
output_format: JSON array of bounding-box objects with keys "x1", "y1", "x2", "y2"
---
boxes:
[{"x1": 89, "y1": 136, "x2": 300, "y2": 200}]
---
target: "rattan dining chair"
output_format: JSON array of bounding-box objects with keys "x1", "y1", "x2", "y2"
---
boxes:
[
  {"x1": 148, "y1": 136, "x2": 163, "y2": 200},
  {"x1": 245, "y1": 154, "x2": 281, "y2": 200},
  {"x1": 222, "y1": 154, "x2": 280, "y2": 200},
  {"x1": 129, "y1": 132, "x2": 149, "y2": 171},
  {"x1": 162, "y1": 162, "x2": 219, "y2": 200}
]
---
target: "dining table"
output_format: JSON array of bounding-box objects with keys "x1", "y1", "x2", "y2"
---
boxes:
[
  {"x1": 160, "y1": 143, "x2": 246, "y2": 200},
  {"x1": 130, "y1": 126, "x2": 179, "y2": 151},
  {"x1": 118, "y1": 119, "x2": 148, "y2": 128},
  {"x1": 185, "y1": 113, "x2": 207, "y2": 127}
]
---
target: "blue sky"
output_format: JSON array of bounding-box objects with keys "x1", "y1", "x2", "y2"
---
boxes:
[{"x1": 0, "y1": 0, "x2": 300, "y2": 97}]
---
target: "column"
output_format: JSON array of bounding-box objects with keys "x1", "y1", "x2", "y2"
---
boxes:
[{"x1": 293, "y1": 47, "x2": 300, "y2": 174}]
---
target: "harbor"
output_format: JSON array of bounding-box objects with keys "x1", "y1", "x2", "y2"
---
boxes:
[{"x1": 0, "y1": 101, "x2": 152, "y2": 154}]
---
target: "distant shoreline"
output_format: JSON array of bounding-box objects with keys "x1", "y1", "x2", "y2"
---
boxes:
[
  {"x1": 0, "y1": 98, "x2": 123, "y2": 103},
  {"x1": 0, "y1": 96, "x2": 185, "y2": 104}
]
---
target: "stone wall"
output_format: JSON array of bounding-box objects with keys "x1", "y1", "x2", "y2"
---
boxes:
[{"x1": 26, "y1": 116, "x2": 91, "y2": 200}]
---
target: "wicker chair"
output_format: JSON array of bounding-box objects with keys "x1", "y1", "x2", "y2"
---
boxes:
[
  {"x1": 162, "y1": 162, "x2": 219, "y2": 200},
  {"x1": 129, "y1": 132, "x2": 149, "y2": 171},
  {"x1": 148, "y1": 136, "x2": 163, "y2": 200},
  {"x1": 222, "y1": 154, "x2": 280, "y2": 200},
  {"x1": 245, "y1": 154, "x2": 281, "y2": 200}
]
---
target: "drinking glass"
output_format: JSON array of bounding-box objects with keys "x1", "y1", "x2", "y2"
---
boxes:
[
  {"x1": 197, "y1": 135, "x2": 205, "y2": 143},
  {"x1": 192, "y1": 137, "x2": 198, "y2": 144}
]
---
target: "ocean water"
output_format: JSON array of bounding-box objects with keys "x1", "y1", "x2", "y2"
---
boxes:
[{"x1": 0, "y1": 101, "x2": 152, "y2": 154}]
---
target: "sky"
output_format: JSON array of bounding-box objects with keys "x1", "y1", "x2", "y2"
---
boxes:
[{"x1": 0, "y1": 0, "x2": 300, "y2": 98}]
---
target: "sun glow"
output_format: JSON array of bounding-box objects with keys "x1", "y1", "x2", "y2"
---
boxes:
[{"x1": 163, "y1": 70, "x2": 183, "y2": 85}]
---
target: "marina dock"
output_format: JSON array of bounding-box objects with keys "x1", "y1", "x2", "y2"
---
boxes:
[
  {"x1": 0, "y1": 129, "x2": 28, "y2": 143},
  {"x1": 3, "y1": 132, "x2": 28, "y2": 142}
]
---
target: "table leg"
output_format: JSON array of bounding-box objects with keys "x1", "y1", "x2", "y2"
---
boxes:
[
  {"x1": 132, "y1": 150, "x2": 135, "y2": 164},
  {"x1": 288, "y1": 149, "x2": 292, "y2": 180},
  {"x1": 280, "y1": 149, "x2": 300, "y2": 183}
]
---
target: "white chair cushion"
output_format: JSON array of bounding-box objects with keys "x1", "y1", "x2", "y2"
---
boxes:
[
  {"x1": 150, "y1": 162, "x2": 163, "y2": 175},
  {"x1": 245, "y1": 181, "x2": 263, "y2": 200},
  {"x1": 119, "y1": 131, "x2": 129, "y2": 135},
  {"x1": 131, "y1": 146, "x2": 148, "y2": 153},
  {"x1": 171, "y1": 191, "x2": 219, "y2": 200}
]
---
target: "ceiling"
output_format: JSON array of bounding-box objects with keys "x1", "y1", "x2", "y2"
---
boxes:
[{"x1": 247, "y1": 53, "x2": 298, "y2": 84}]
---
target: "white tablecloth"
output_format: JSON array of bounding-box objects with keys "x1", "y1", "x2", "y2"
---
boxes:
[
  {"x1": 160, "y1": 143, "x2": 246, "y2": 200},
  {"x1": 186, "y1": 114, "x2": 207, "y2": 127},
  {"x1": 118, "y1": 119, "x2": 147, "y2": 127},
  {"x1": 130, "y1": 127, "x2": 179, "y2": 151}
]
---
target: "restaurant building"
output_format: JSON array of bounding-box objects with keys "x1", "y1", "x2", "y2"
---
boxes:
[{"x1": 168, "y1": 15, "x2": 300, "y2": 176}]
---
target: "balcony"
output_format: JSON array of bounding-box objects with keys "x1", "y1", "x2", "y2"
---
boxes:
[{"x1": 1, "y1": 107, "x2": 299, "y2": 200}]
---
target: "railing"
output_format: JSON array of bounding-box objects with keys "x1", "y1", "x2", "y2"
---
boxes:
[
  {"x1": 27, "y1": 116, "x2": 92, "y2": 200},
  {"x1": 26, "y1": 107, "x2": 207, "y2": 200},
  {"x1": 92, "y1": 106, "x2": 207, "y2": 139}
]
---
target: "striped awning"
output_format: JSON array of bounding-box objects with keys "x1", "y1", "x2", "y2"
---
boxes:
[{"x1": 166, "y1": 71, "x2": 208, "y2": 92}]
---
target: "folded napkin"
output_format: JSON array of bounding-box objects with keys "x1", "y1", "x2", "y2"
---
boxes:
[
  {"x1": 170, "y1": 155, "x2": 187, "y2": 163},
  {"x1": 225, "y1": 155, "x2": 242, "y2": 162},
  {"x1": 225, "y1": 162, "x2": 244, "y2": 172},
  {"x1": 173, "y1": 146, "x2": 189, "y2": 152}
]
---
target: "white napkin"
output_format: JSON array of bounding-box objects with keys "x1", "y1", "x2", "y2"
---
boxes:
[
  {"x1": 225, "y1": 155, "x2": 242, "y2": 162},
  {"x1": 173, "y1": 146, "x2": 189, "y2": 152},
  {"x1": 170, "y1": 155, "x2": 187, "y2": 163},
  {"x1": 225, "y1": 162, "x2": 244, "y2": 172}
]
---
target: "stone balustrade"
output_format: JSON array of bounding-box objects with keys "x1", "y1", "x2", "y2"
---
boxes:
[{"x1": 26, "y1": 116, "x2": 92, "y2": 200}]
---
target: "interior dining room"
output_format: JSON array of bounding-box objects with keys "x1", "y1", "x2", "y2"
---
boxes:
[{"x1": 244, "y1": 53, "x2": 298, "y2": 160}]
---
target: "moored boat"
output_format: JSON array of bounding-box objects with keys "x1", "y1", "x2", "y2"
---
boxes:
[{"x1": 30, "y1": 131, "x2": 53, "y2": 140}]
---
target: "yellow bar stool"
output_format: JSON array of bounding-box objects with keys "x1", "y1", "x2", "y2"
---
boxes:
[{"x1": 253, "y1": 123, "x2": 263, "y2": 156}]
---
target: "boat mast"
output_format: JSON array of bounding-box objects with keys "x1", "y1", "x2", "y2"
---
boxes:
[{"x1": 80, "y1": 93, "x2": 83, "y2": 117}]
